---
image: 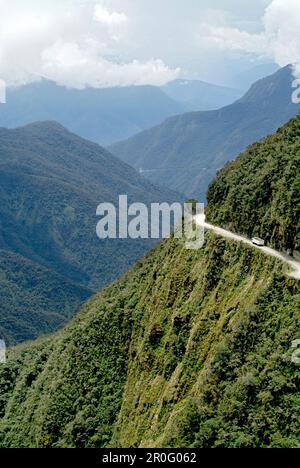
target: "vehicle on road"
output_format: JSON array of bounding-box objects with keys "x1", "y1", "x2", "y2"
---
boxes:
[{"x1": 252, "y1": 237, "x2": 265, "y2": 247}]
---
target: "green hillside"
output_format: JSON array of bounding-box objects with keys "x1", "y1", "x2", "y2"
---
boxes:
[
  {"x1": 0, "y1": 234, "x2": 299, "y2": 448},
  {"x1": 0, "y1": 115, "x2": 299, "y2": 448},
  {"x1": 0, "y1": 250, "x2": 91, "y2": 345},
  {"x1": 207, "y1": 114, "x2": 300, "y2": 256},
  {"x1": 0, "y1": 121, "x2": 180, "y2": 343}
]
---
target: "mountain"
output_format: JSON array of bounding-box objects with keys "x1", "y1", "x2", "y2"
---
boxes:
[
  {"x1": 207, "y1": 115, "x2": 300, "y2": 257},
  {"x1": 0, "y1": 81, "x2": 184, "y2": 146},
  {"x1": 0, "y1": 121, "x2": 180, "y2": 343},
  {"x1": 0, "y1": 250, "x2": 91, "y2": 345},
  {"x1": 162, "y1": 79, "x2": 243, "y2": 111},
  {"x1": 0, "y1": 117, "x2": 299, "y2": 448},
  {"x1": 232, "y1": 63, "x2": 280, "y2": 90},
  {"x1": 110, "y1": 66, "x2": 300, "y2": 200}
]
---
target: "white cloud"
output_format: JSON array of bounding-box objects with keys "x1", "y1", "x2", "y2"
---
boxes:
[
  {"x1": 197, "y1": 0, "x2": 300, "y2": 77},
  {"x1": 94, "y1": 5, "x2": 128, "y2": 26},
  {"x1": 42, "y1": 42, "x2": 179, "y2": 88},
  {"x1": 0, "y1": 0, "x2": 179, "y2": 88},
  {"x1": 198, "y1": 24, "x2": 270, "y2": 56}
]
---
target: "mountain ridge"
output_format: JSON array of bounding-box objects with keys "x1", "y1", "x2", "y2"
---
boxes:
[
  {"x1": 110, "y1": 66, "x2": 300, "y2": 199},
  {"x1": 207, "y1": 114, "x2": 300, "y2": 256},
  {"x1": 161, "y1": 79, "x2": 242, "y2": 111},
  {"x1": 0, "y1": 121, "x2": 181, "y2": 343},
  {"x1": 0, "y1": 81, "x2": 185, "y2": 145},
  {"x1": 0, "y1": 115, "x2": 299, "y2": 447}
]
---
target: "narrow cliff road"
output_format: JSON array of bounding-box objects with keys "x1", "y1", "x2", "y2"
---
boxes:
[{"x1": 196, "y1": 215, "x2": 300, "y2": 280}]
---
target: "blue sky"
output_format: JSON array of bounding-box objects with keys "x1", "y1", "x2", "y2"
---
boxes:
[{"x1": 0, "y1": 0, "x2": 298, "y2": 88}]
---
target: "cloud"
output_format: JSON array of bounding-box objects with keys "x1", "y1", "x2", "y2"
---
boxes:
[
  {"x1": 198, "y1": 24, "x2": 270, "y2": 56},
  {"x1": 94, "y1": 5, "x2": 128, "y2": 26},
  {"x1": 197, "y1": 0, "x2": 300, "y2": 77},
  {"x1": 42, "y1": 42, "x2": 179, "y2": 88},
  {"x1": 0, "y1": 0, "x2": 179, "y2": 88}
]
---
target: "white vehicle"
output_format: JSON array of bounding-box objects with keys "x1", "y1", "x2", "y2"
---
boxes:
[
  {"x1": 252, "y1": 237, "x2": 265, "y2": 247},
  {"x1": 0, "y1": 340, "x2": 6, "y2": 364}
]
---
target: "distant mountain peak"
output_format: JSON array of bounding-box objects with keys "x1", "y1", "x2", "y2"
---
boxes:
[
  {"x1": 161, "y1": 78, "x2": 243, "y2": 111},
  {"x1": 0, "y1": 81, "x2": 184, "y2": 146},
  {"x1": 239, "y1": 64, "x2": 294, "y2": 104},
  {"x1": 20, "y1": 120, "x2": 67, "y2": 132},
  {"x1": 111, "y1": 66, "x2": 300, "y2": 199}
]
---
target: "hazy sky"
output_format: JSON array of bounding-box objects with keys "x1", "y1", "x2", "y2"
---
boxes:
[{"x1": 0, "y1": 0, "x2": 299, "y2": 88}]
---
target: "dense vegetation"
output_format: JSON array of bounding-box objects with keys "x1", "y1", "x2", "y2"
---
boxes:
[
  {"x1": 207, "y1": 114, "x2": 300, "y2": 256},
  {"x1": 0, "y1": 233, "x2": 299, "y2": 448},
  {"x1": 110, "y1": 66, "x2": 300, "y2": 199},
  {"x1": 0, "y1": 250, "x2": 91, "y2": 345},
  {"x1": 0, "y1": 121, "x2": 179, "y2": 342},
  {"x1": 0, "y1": 74, "x2": 299, "y2": 449}
]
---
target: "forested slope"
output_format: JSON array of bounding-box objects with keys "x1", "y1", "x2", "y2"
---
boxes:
[
  {"x1": 0, "y1": 115, "x2": 299, "y2": 448},
  {"x1": 0, "y1": 121, "x2": 179, "y2": 342},
  {"x1": 207, "y1": 114, "x2": 300, "y2": 256},
  {"x1": 0, "y1": 234, "x2": 299, "y2": 448}
]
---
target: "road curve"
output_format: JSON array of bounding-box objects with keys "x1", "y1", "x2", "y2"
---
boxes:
[{"x1": 195, "y1": 215, "x2": 300, "y2": 280}]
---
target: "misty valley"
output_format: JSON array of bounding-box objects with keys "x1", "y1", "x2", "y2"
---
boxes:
[{"x1": 0, "y1": 0, "x2": 299, "y2": 453}]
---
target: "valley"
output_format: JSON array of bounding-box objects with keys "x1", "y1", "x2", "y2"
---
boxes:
[
  {"x1": 1, "y1": 0, "x2": 299, "y2": 452},
  {"x1": 0, "y1": 121, "x2": 180, "y2": 344},
  {"x1": 110, "y1": 66, "x2": 300, "y2": 199},
  {"x1": 0, "y1": 112, "x2": 299, "y2": 448}
]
